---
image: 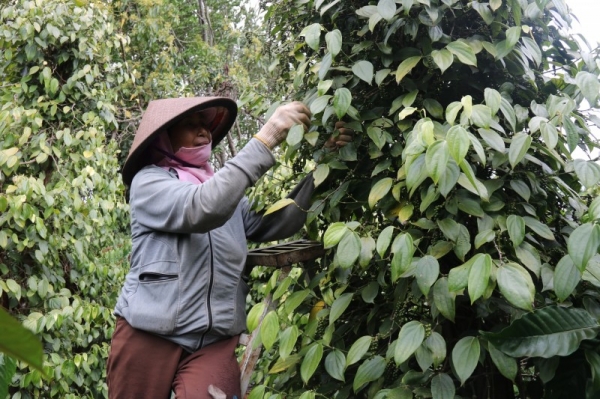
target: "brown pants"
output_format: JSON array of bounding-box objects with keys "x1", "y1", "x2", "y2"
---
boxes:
[{"x1": 107, "y1": 317, "x2": 241, "y2": 399}]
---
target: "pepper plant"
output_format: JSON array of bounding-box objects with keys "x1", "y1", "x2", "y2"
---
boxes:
[{"x1": 246, "y1": 0, "x2": 600, "y2": 398}]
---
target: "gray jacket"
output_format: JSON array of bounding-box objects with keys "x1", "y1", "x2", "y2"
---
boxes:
[{"x1": 114, "y1": 139, "x2": 313, "y2": 352}]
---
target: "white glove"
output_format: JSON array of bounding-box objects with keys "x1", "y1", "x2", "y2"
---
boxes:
[{"x1": 255, "y1": 101, "x2": 312, "y2": 149}]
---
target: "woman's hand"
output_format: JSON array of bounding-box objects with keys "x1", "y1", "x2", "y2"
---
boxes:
[
  {"x1": 323, "y1": 121, "x2": 355, "y2": 151},
  {"x1": 255, "y1": 102, "x2": 312, "y2": 149}
]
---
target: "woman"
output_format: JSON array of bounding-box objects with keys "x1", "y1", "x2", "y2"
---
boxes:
[{"x1": 107, "y1": 97, "x2": 352, "y2": 399}]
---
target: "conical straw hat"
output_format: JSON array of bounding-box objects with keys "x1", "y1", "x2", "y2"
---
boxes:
[{"x1": 122, "y1": 97, "x2": 237, "y2": 186}]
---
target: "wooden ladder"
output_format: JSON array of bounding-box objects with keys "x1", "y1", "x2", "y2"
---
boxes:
[{"x1": 238, "y1": 239, "x2": 325, "y2": 397}]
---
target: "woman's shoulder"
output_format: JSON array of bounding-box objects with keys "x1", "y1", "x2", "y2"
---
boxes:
[{"x1": 131, "y1": 165, "x2": 177, "y2": 185}]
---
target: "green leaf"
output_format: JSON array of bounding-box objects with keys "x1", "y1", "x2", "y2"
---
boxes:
[
  {"x1": 576, "y1": 71, "x2": 600, "y2": 105},
  {"x1": 439, "y1": 161, "x2": 460, "y2": 197},
  {"x1": 589, "y1": 197, "x2": 600, "y2": 221},
  {"x1": 446, "y1": 40, "x2": 477, "y2": 66},
  {"x1": 508, "y1": 132, "x2": 532, "y2": 168},
  {"x1": 367, "y1": 126, "x2": 387, "y2": 149},
  {"x1": 426, "y1": 141, "x2": 450, "y2": 184},
  {"x1": 314, "y1": 163, "x2": 330, "y2": 187},
  {"x1": 325, "y1": 29, "x2": 342, "y2": 56},
  {"x1": 468, "y1": 254, "x2": 492, "y2": 303},
  {"x1": 395, "y1": 321, "x2": 425, "y2": 364},
  {"x1": 586, "y1": 350, "x2": 600, "y2": 393},
  {"x1": 338, "y1": 231, "x2": 361, "y2": 269},
  {"x1": 433, "y1": 278, "x2": 456, "y2": 322},
  {"x1": 472, "y1": 1, "x2": 493, "y2": 24},
  {"x1": 515, "y1": 242, "x2": 541, "y2": 277},
  {"x1": 471, "y1": 104, "x2": 492, "y2": 128},
  {"x1": 431, "y1": 373, "x2": 455, "y2": 399},
  {"x1": 325, "y1": 350, "x2": 346, "y2": 381},
  {"x1": 505, "y1": 26, "x2": 521, "y2": 47},
  {"x1": 425, "y1": 332, "x2": 447, "y2": 367},
  {"x1": 0, "y1": 308, "x2": 44, "y2": 373},
  {"x1": 474, "y1": 229, "x2": 494, "y2": 249},
  {"x1": 0, "y1": 354, "x2": 16, "y2": 399},
  {"x1": 438, "y1": 218, "x2": 460, "y2": 241},
  {"x1": 423, "y1": 98, "x2": 444, "y2": 119},
  {"x1": 574, "y1": 159, "x2": 600, "y2": 188},
  {"x1": 284, "y1": 289, "x2": 310, "y2": 315},
  {"x1": 554, "y1": 255, "x2": 581, "y2": 302},
  {"x1": 510, "y1": 180, "x2": 530, "y2": 202},
  {"x1": 445, "y1": 101, "x2": 463, "y2": 125},
  {"x1": 279, "y1": 326, "x2": 299, "y2": 360},
  {"x1": 369, "y1": 177, "x2": 393, "y2": 208},
  {"x1": 488, "y1": 344, "x2": 518, "y2": 381},
  {"x1": 523, "y1": 216, "x2": 555, "y2": 241},
  {"x1": 261, "y1": 310, "x2": 280, "y2": 350},
  {"x1": 300, "y1": 23, "x2": 322, "y2": 50},
  {"x1": 431, "y1": 49, "x2": 453, "y2": 73},
  {"x1": 319, "y1": 53, "x2": 332, "y2": 80},
  {"x1": 301, "y1": 343, "x2": 323, "y2": 384},
  {"x1": 452, "y1": 336, "x2": 480, "y2": 385},
  {"x1": 375, "y1": 68, "x2": 391, "y2": 86},
  {"x1": 446, "y1": 125, "x2": 470, "y2": 164},
  {"x1": 310, "y1": 95, "x2": 332, "y2": 114},
  {"x1": 484, "y1": 88, "x2": 501, "y2": 114},
  {"x1": 333, "y1": 88, "x2": 352, "y2": 119},
  {"x1": 521, "y1": 36, "x2": 542, "y2": 65},
  {"x1": 453, "y1": 222, "x2": 472, "y2": 261},
  {"x1": 269, "y1": 354, "x2": 301, "y2": 374},
  {"x1": 361, "y1": 281, "x2": 379, "y2": 303},
  {"x1": 507, "y1": 215, "x2": 525, "y2": 247},
  {"x1": 481, "y1": 306, "x2": 600, "y2": 358},
  {"x1": 330, "y1": 293, "x2": 353, "y2": 324},
  {"x1": 568, "y1": 223, "x2": 600, "y2": 272},
  {"x1": 500, "y1": 98, "x2": 517, "y2": 131},
  {"x1": 247, "y1": 302, "x2": 266, "y2": 332},
  {"x1": 391, "y1": 234, "x2": 414, "y2": 282},
  {"x1": 264, "y1": 198, "x2": 296, "y2": 216},
  {"x1": 415, "y1": 255, "x2": 439, "y2": 296},
  {"x1": 540, "y1": 121, "x2": 558, "y2": 149},
  {"x1": 563, "y1": 115, "x2": 579, "y2": 153},
  {"x1": 324, "y1": 222, "x2": 348, "y2": 248},
  {"x1": 377, "y1": 0, "x2": 397, "y2": 20},
  {"x1": 406, "y1": 154, "x2": 429, "y2": 194},
  {"x1": 353, "y1": 356, "x2": 386, "y2": 392},
  {"x1": 399, "y1": 107, "x2": 417, "y2": 120},
  {"x1": 497, "y1": 262, "x2": 535, "y2": 311},
  {"x1": 377, "y1": 226, "x2": 395, "y2": 258},
  {"x1": 299, "y1": 391, "x2": 316, "y2": 399},
  {"x1": 395, "y1": 56, "x2": 422, "y2": 83},
  {"x1": 353, "y1": 60, "x2": 374, "y2": 84},
  {"x1": 347, "y1": 336, "x2": 372, "y2": 366}
]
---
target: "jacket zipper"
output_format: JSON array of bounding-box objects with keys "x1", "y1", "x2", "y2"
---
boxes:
[{"x1": 200, "y1": 232, "x2": 215, "y2": 348}]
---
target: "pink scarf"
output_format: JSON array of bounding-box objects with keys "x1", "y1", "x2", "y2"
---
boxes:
[{"x1": 153, "y1": 132, "x2": 214, "y2": 184}]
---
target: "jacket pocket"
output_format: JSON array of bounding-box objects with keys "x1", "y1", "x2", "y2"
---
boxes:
[{"x1": 128, "y1": 261, "x2": 180, "y2": 335}]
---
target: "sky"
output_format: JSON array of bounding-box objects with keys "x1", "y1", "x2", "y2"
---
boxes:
[
  {"x1": 566, "y1": 0, "x2": 600, "y2": 46},
  {"x1": 566, "y1": 0, "x2": 600, "y2": 159}
]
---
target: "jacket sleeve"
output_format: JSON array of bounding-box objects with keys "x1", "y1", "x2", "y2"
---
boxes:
[
  {"x1": 129, "y1": 139, "x2": 276, "y2": 235},
  {"x1": 242, "y1": 172, "x2": 315, "y2": 242}
]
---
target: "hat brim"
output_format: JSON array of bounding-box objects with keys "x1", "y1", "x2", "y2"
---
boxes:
[{"x1": 122, "y1": 97, "x2": 237, "y2": 186}]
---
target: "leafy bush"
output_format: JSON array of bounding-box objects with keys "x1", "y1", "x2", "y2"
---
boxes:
[
  {"x1": 246, "y1": 0, "x2": 600, "y2": 398},
  {"x1": 0, "y1": 1, "x2": 129, "y2": 396}
]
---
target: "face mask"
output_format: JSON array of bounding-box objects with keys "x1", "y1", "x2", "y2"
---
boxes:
[{"x1": 155, "y1": 140, "x2": 215, "y2": 184}]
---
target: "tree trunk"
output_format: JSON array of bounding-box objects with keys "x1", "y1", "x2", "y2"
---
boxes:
[{"x1": 196, "y1": 0, "x2": 214, "y2": 45}]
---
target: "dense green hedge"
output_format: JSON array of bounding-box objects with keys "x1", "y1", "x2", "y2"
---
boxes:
[
  {"x1": 240, "y1": 0, "x2": 600, "y2": 398},
  {"x1": 0, "y1": 1, "x2": 130, "y2": 397}
]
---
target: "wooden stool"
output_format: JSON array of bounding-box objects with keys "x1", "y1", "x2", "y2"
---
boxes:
[{"x1": 238, "y1": 240, "x2": 325, "y2": 396}]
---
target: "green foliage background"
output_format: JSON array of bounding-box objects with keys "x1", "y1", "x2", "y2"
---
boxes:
[
  {"x1": 245, "y1": 0, "x2": 600, "y2": 398},
  {"x1": 1, "y1": 0, "x2": 600, "y2": 398}
]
